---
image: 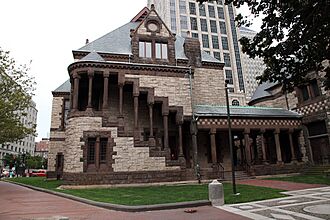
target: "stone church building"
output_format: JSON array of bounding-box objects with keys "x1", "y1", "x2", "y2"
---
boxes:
[{"x1": 48, "y1": 6, "x2": 315, "y2": 185}]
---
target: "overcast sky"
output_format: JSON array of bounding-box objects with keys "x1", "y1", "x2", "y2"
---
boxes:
[{"x1": 1, "y1": 0, "x2": 260, "y2": 141}]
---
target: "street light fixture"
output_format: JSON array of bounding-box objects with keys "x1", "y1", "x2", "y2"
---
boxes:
[{"x1": 225, "y1": 79, "x2": 237, "y2": 195}]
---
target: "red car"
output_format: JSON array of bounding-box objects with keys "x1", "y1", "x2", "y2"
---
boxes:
[{"x1": 29, "y1": 169, "x2": 47, "y2": 177}]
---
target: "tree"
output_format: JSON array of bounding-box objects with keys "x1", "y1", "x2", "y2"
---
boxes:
[
  {"x1": 2, "y1": 153, "x2": 23, "y2": 169},
  {"x1": 0, "y1": 47, "x2": 36, "y2": 144},
  {"x1": 196, "y1": 0, "x2": 330, "y2": 89},
  {"x1": 26, "y1": 155, "x2": 44, "y2": 169}
]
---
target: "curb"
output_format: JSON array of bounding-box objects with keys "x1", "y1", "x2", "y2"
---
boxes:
[{"x1": 4, "y1": 180, "x2": 211, "y2": 212}]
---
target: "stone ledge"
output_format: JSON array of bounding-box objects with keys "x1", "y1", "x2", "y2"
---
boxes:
[{"x1": 5, "y1": 180, "x2": 211, "y2": 212}]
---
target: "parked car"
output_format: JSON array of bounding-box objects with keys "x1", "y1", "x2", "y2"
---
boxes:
[
  {"x1": 29, "y1": 169, "x2": 47, "y2": 177},
  {"x1": 1, "y1": 169, "x2": 10, "y2": 178}
]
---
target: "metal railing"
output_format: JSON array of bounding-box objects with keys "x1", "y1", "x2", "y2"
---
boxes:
[{"x1": 213, "y1": 163, "x2": 225, "y2": 180}]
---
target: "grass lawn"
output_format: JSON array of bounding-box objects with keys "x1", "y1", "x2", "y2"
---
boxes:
[
  {"x1": 266, "y1": 174, "x2": 330, "y2": 185},
  {"x1": 4, "y1": 177, "x2": 286, "y2": 205}
]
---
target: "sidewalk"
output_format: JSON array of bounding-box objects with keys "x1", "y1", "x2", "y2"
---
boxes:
[
  {"x1": 0, "y1": 181, "x2": 249, "y2": 220},
  {"x1": 237, "y1": 179, "x2": 326, "y2": 191},
  {"x1": 218, "y1": 186, "x2": 330, "y2": 220}
]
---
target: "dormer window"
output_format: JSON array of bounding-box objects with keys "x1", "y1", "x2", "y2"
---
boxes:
[
  {"x1": 155, "y1": 43, "x2": 168, "y2": 59},
  {"x1": 139, "y1": 41, "x2": 152, "y2": 58},
  {"x1": 139, "y1": 41, "x2": 168, "y2": 60}
]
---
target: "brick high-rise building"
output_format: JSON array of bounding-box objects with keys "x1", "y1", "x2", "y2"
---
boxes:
[{"x1": 149, "y1": 0, "x2": 246, "y2": 106}]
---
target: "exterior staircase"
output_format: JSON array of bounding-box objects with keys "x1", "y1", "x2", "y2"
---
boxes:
[
  {"x1": 302, "y1": 164, "x2": 330, "y2": 176},
  {"x1": 223, "y1": 170, "x2": 255, "y2": 181}
]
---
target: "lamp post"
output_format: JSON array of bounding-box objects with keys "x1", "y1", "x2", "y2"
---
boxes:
[{"x1": 225, "y1": 79, "x2": 237, "y2": 195}]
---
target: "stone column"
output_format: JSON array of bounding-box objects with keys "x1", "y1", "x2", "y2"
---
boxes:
[
  {"x1": 163, "y1": 113, "x2": 169, "y2": 149},
  {"x1": 274, "y1": 129, "x2": 283, "y2": 164},
  {"x1": 102, "y1": 73, "x2": 109, "y2": 110},
  {"x1": 299, "y1": 129, "x2": 308, "y2": 162},
  {"x1": 289, "y1": 129, "x2": 297, "y2": 163},
  {"x1": 210, "y1": 128, "x2": 217, "y2": 165},
  {"x1": 244, "y1": 129, "x2": 251, "y2": 165},
  {"x1": 133, "y1": 94, "x2": 139, "y2": 139},
  {"x1": 87, "y1": 71, "x2": 94, "y2": 109},
  {"x1": 260, "y1": 129, "x2": 268, "y2": 164},
  {"x1": 148, "y1": 103, "x2": 155, "y2": 146},
  {"x1": 239, "y1": 137, "x2": 244, "y2": 165},
  {"x1": 72, "y1": 73, "x2": 80, "y2": 111},
  {"x1": 70, "y1": 79, "x2": 74, "y2": 110},
  {"x1": 118, "y1": 84, "x2": 123, "y2": 116},
  {"x1": 178, "y1": 122, "x2": 184, "y2": 157},
  {"x1": 117, "y1": 84, "x2": 124, "y2": 132},
  {"x1": 95, "y1": 137, "x2": 100, "y2": 170}
]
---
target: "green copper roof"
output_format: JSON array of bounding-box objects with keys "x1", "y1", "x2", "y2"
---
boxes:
[{"x1": 194, "y1": 105, "x2": 301, "y2": 118}]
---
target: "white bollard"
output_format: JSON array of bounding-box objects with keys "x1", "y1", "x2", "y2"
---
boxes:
[{"x1": 208, "y1": 179, "x2": 224, "y2": 206}]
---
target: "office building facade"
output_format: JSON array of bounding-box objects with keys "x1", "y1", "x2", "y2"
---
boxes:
[
  {"x1": 0, "y1": 102, "x2": 37, "y2": 165},
  {"x1": 149, "y1": 0, "x2": 246, "y2": 106},
  {"x1": 239, "y1": 27, "x2": 265, "y2": 101}
]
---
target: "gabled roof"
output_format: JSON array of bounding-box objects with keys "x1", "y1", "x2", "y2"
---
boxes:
[
  {"x1": 74, "y1": 6, "x2": 222, "y2": 64},
  {"x1": 239, "y1": 26, "x2": 257, "y2": 33},
  {"x1": 201, "y1": 51, "x2": 222, "y2": 63},
  {"x1": 53, "y1": 80, "x2": 70, "y2": 93},
  {"x1": 77, "y1": 22, "x2": 139, "y2": 55},
  {"x1": 195, "y1": 105, "x2": 301, "y2": 118},
  {"x1": 80, "y1": 51, "x2": 105, "y2": 62},
  {"x1": 249, "y1": 82, "x2": 279, "y2": 104},
  {"x1": 131, "y1": 7, "x2": 150, "y2": 22},
  {"x1": 74, "y1": 21, "x2": 221, "y2": 63}
]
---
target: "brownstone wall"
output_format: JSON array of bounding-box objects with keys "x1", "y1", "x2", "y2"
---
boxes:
[
  {"x1": 253, "y1": 92, "x2": 298, "y2": 109},
  {"x1": 193, "y1": 68, "x2": 226, "y2": 106},
  {"x1": 48, "y1": 138, "x2": 65, "y2": 172},
  {"x1": 63, "y1": 117, "x2": 180, "y2": 173},
  {"x1": 62, "y1": 168, "x2": 220, "y2": 185},
  {"x1": 50, "y1": 97, "x2": 63, "y2": 129},
  {"x1": 126, "y1": 74, "x2": 192, "y2": 115}
]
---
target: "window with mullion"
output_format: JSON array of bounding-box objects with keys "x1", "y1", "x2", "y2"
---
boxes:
[
  {"x1": 155, "y1": 43, "x2": 168, "y2": 59},
  {"x1": 210, "y1": 20, "x2": 217, "y2": 33},
  {"x1": 139, "y1": 41, "x2": 152, "y2": 58},
  {"x1": 189, "y1": 2, "x2": 196, "y2": 15},
  {"x1": 224, "y1": 53, "x2": 231, "y2": 67},
  {"x1": 219, "y1": 21, "x2": 227, "y2": 34},
  {"x1": 87, "y1": 138, "x2": 96, "y2": 164},
  {"x1": 208, "y1": 5, "x2": 215, "y2": 18},
  {"x1": 190, "y1": 17, "x2": 198, "y2": 30},
  {"x1": 199, "y1": 4, "x2": 206, "y2": 16},
  {"x1": 100, "y1": 138, "x2": 107, "y2": 163},
  {"x1": 202, "y1": 34, "x2": 209, "y2": 48},
  {"x1": 217, "y1": 7, "x2": 224, "y2": 19},
  {"x1": 221, "y1": 36, "x2": 229, "y2": 50},
  {"x1": 200, "y1": 19, "x2": 208, "y2": 32},
  {"x1": 212, "y1": 36, "x2": 219, "y2": 49}
]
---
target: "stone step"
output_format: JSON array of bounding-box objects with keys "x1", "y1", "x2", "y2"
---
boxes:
[
  {"x1": 302, "y1": 165, "x2": 330, "y2": 175},
  {"x1": 223, "y1": 171, "x2": 254, "y2": 181}
]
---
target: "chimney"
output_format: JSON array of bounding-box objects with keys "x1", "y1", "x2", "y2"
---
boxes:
[
  {"x1": 184, "y1": 37, "x2": 201, "y2": 67},
  {"x1": 85, "y1": 39, "x2": 89, "y2": 45}
]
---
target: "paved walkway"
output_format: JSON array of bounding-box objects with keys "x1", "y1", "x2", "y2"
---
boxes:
[
  {"x1": 0, "y1": 181, "x2": 248, "y2": 220},
  {"x1": 218, "y1": 186, "x2": 330, "y2": 220},
  {"x1": 237, "y1": 179, "x2": 326, "y2": 191}
]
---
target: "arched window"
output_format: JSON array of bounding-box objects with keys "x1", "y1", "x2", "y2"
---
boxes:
[{"x1": 232, "y1": 100, "x2": 239, "y2": 106}]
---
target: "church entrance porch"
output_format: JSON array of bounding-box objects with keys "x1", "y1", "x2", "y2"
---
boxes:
[{"x1": 195, "y1": 105, "x2": 307, "y2": 177}]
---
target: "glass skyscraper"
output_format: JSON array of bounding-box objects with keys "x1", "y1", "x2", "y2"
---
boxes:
[{"x1": 149, "y1": 0, "x2": 246, "y2": 105}]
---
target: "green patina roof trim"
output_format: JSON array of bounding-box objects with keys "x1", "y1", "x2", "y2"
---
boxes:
[{"x1": 194, "y1": 104, "x2": 285, "y2": 110}]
